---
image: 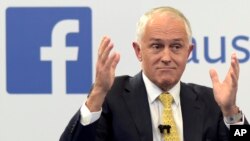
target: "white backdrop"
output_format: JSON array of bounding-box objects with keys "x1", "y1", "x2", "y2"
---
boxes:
[{"x1": 0, "y1": 0, "x2": 249, "y2": 141}]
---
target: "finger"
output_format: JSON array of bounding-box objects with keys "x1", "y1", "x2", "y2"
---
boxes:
[
  {"x1": 209, "y1": 69, "x2": 220, "y2": 86},
  {"x1": 230, "y1": 54, "x2": 239, "y2": 87},
  {"x1": 98, "y1": 36, "x2": 107, "y2": 55},
  {"x1": 230, "y1": 70, "x2": 238, "y2": 87},
  {"x1": 101, "y1": 42, "x2": 114, "y2": 64},
  {"x1": 98, "y1": 36, "x2": 111, "y2": 58},
  {"x1": 230, "y1": 53, "x2": 240, "y2": 80},
  {"x1": 106, "y1": 52, "x2": 120, "y2": 70},
  {"x1": 111, "y1": 53, "x2": 120, "y2": 69},
  {"x1": 225, "y1": 53, "x2": 239, "y2": 85}
]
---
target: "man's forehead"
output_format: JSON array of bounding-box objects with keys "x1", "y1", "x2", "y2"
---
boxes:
[
  {"x1": 149, "y1": 11, "x2": 183, "y2": 22},
  {"x1": 148, "y1": 37, "x2": 185, "y2": 42}
]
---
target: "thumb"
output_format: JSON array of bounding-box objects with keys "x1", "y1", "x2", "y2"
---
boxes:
[{"x1": 209, "y1": 69, "x2": 220, "y2": 86}]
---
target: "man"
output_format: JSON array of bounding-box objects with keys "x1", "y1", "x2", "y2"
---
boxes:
[{"x1": 60, "y1": 6, "x2": 247, "y2": 141}]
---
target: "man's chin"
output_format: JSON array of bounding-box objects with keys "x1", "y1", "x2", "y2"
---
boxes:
[{"x1": 157, "y1": 79, "x2": 177, "y2": 91}]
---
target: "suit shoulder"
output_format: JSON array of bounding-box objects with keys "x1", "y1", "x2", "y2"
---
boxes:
[
  {"x1": 114, "y1": 75, "x2": 131, "y2": 82},
  {"x1": 182, "y1": 82, "x2": 220, "y2": 110},
  {"x1": 107, "y1": 75, "x2": 131, "y2": 95},
  {"x1": 183, "y1": 82, "x2": 214, "y2": 100},
  {"x1": 112, "y1": 75, "x2": 131, "y2": 87},
  {"x1": 186, "y1": 83, "x2": 212, "y2": 93}
]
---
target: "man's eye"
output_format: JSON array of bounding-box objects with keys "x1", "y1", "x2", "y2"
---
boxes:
[
  {"x1": 151, "y1": 44, "x2": 163, "y2": 49},
  {"x1": 170, "y1": 44, "x2": 182, "y2": 50}
]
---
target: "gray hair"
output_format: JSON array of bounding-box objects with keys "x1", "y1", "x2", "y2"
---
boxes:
[{"x1": 136, "y1": 6, "x2": 192, "y2": 43}]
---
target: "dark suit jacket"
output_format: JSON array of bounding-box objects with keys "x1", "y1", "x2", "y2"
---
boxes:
[{"x1": 60, "y1": 72, "x2": 246, "y2": 141}]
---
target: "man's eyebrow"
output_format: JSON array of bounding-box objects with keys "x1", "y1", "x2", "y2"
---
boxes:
[
  {"x1": 149, "y1": 38, "x2": 184, "y2": 42},
  {"x1": 149, "y1": 38, "x2": 163, "y2": 42},
  {"x1": 172, "y1": 38, "x2": 184, "y2": 42}
]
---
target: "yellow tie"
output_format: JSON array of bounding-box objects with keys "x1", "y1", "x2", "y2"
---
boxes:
[{"x1": 158, "y1": 92, "x2": 179, "y2": 141}]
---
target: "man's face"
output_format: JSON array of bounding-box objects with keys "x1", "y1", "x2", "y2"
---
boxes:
[{"x1": 133, "y1": 13, "x2": 193, "y2": 91}]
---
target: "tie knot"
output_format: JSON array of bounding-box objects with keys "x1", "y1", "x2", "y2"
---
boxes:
[{"x1": 158, "y1": 92, "x2": 173, "y2": 108}]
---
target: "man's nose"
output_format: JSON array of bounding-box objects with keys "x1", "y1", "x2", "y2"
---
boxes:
[{"x1": 161, "y1": 47, "x2": 171, "y2": 64}]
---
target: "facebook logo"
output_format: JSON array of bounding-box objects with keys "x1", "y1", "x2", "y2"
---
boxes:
[{"x1": 6, "y1": 7, "x2": 92, "y2": 94}]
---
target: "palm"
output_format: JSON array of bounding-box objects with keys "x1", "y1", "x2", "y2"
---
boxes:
[{"x1": 211, "y1": 74, "x2": 237, "y2": 109}]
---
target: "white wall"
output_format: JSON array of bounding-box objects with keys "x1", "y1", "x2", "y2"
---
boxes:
[{"x1": 0, "y1": 0, "x2": 249, "y2": 141}]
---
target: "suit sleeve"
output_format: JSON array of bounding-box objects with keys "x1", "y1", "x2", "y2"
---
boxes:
[
  {"x1": 59, "y1": 110, "x2": 98, "y2": 141},
  {"x1": 59, "y1": 75, "x2": 130, "y2": 141},
  {"x1": 59, "y1": 99, "x2": 114, "y2": 141}
]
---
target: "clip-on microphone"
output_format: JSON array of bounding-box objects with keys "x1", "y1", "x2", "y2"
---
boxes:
[{"x1": 158, "y1": 124, "x2": 171, "y2": 134}]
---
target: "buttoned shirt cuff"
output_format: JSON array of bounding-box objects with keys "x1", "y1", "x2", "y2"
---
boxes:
[
  {"x1": 223, "y1": 113, "x2": 245, "y2": 129},
  {"x1": 80, "y1": 102, "x2": 102, "y2": 126}
]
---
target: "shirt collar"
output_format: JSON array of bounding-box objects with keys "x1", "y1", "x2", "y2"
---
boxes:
[{"x1": 142, "y1": 72, "x2": 181, "y2": 106}]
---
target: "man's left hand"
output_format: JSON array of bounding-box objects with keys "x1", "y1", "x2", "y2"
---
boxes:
[{"x1": 209, "y1": 53, "x2": 240, "y2": 116}]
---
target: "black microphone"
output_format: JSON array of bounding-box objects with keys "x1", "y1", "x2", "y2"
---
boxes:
[{"x1": 158, "y1": 124, "x2": 171, "y2": 134}]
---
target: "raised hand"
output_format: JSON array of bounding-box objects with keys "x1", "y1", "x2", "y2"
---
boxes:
[
  {"x1": 209, "y1": 53, "x2": 240, "y2": 116},
  {"x1": 86, "y1": 36, "x2": 120, "y2": 112}
]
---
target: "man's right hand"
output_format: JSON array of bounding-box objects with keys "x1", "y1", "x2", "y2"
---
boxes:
[{"x1": 86, "y1": 36, "x2": 120, "y2": 112}]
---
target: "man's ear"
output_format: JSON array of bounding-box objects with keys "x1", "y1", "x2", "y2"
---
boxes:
[
  {"x1": 132, "y1": 42, "x2": 142, "y2": 61},
  {"x1": 187, "y1": 44, "x2": 194, "y2": 57}
]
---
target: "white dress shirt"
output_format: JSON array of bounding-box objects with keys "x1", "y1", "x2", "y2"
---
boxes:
[{"x1": 142, "y1": 73, "x2": 183, "y2": 141}]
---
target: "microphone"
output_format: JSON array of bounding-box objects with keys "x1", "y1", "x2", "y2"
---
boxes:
[{"x1": 158, "y1": 124, "x2": 171, "y2": 134}]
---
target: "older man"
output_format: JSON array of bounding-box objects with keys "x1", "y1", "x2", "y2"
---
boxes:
[{"x1": 60, "y1": 6, "x2": 247, "y2": 141}]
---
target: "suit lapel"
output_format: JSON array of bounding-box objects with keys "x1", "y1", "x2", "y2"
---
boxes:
[
  {"x1": 122, "y1": 72, "x2": 153, "y2": 141},
  {"x1": 180, "y1": 83, "x2": 204, "y2": 141}
]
